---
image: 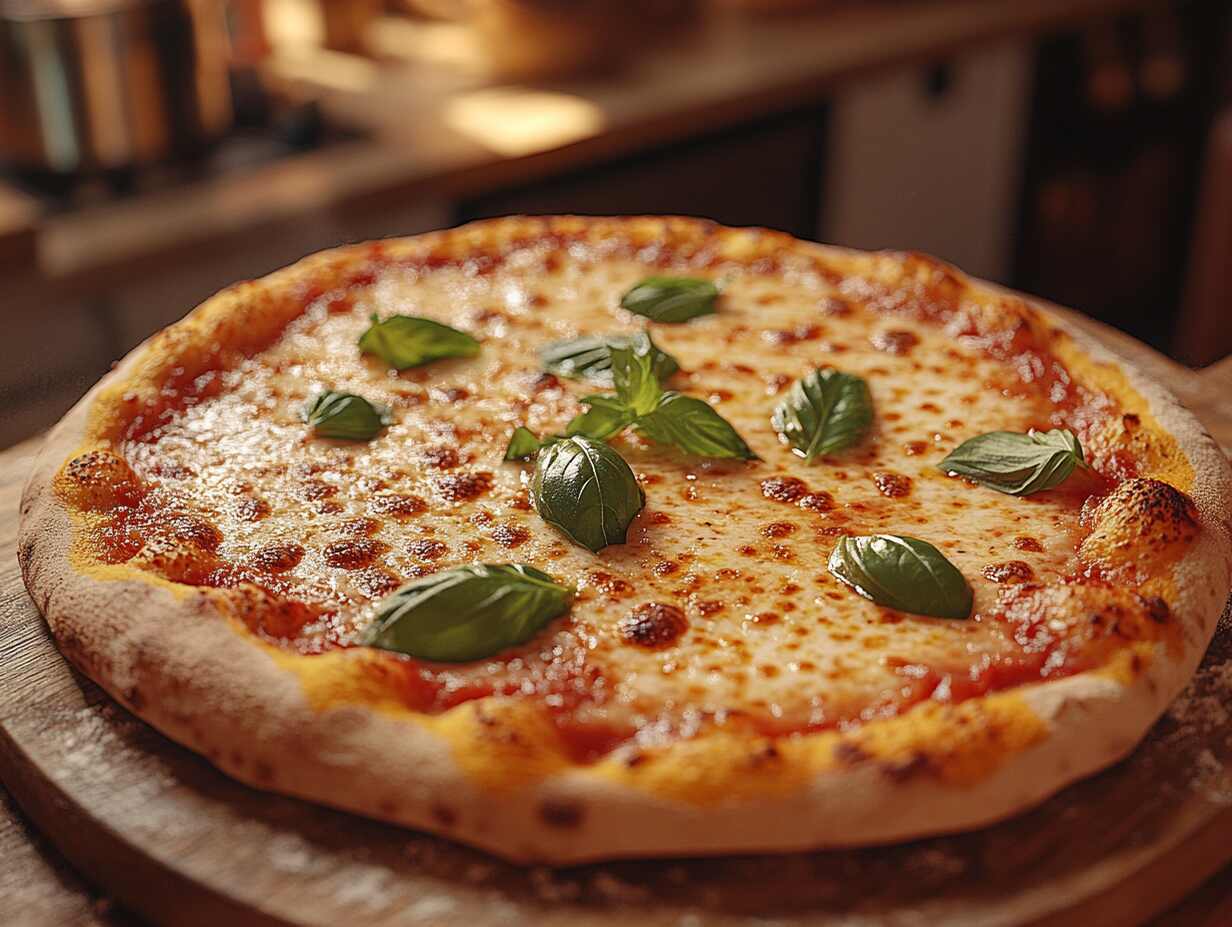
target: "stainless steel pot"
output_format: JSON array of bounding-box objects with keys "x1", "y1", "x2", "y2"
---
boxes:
[{"x1": 0, "y1": 0, "x2": 233, "y2": 175}]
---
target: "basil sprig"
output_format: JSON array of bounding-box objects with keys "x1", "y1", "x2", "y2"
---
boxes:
[
  {"x1": 939, "y1": 428, "x2": 1089, "y2": 495},
  {"x1": 504, "y1": 426, "x2": 544, "y2": 461},
  {"x1": 772, "y1": 368, "x2": 873, "y2": 461},
  {"x1": 533, "y1": 435, "x2": 644, "y2": 552},
  {"x1": 304, "y1": 390, "x2": 390, "y2": 441},
  {"x1": 828, "y1": 535, "x2": 972, "y2": 620},
  {"x1": 620, "y1": 276, "x2": 719, "y2": 323},
  {"x1": 364, "y1": 564, "x2": 572, "y2": 662},
  {"x1": 540, "y1": 331, "x2": 679, "y2": 386},
  {"x1": 566, "y1": 343, "x2": 757, "y2": 460},
  {"x1": 359, "y1": 313, "x2": 480, "y2": 370}
]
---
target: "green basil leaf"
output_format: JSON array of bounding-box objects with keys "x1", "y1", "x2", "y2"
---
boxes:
[
  {"x1": 364, "y1": 564, "x2": 572, "y2": 662},
  {"x1": 304, "y1": 390, "x2": 390, "y2": 441},
  {"x1": 359, "y1": 313, "x2": 480, "y2": 370},
  {"x1": 532, "y1": 435, "x2": 644, "y2": 552},
  {"x1": 772, "y1": 368, "x2": 873, "y2": 461},
  {"x1": 504, "y1": 426, "x2": 543, "y2": 461},
  {"x1": 540, "y1": 332, "x2": 679, "y2": 386},
  {"x1": 938, "y1": 428, "x2": 1089, "y2": 495},
  {"x1": 609, "y1": 342, "x2": 662, "y2": 416},
  {"x1": 828, "y1": 535, "x2": 972, "y2": 620},
  {"x1": 620, "y1": 276, "x2": 719, "y2": 323},
  {"x1": 635, "y1": 392, "x2": 758, "y2": 460},
  {"x1": 566, "y1": 395, "x2": 637, "y2": 441}
]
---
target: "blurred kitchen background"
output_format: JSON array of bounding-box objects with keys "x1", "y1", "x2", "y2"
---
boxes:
[{"x1": 0, "y1": 0, "x2": 1229, "y2": 448}]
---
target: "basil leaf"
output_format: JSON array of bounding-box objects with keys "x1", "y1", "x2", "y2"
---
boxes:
[
  {"x1": 772, "y1": 368, "x2": 873, "y2": 461},
  {"x1": 828, "y1": 535, "x2": 972, "y2": 620},
  {"x1": 359, "y1": 313, "x2": 480, "y2": 370},
  {"x1": 636, "y1": 392, "x2": 758, "y2": 460},
  {"x1": 540, "y1": 332, "x2": 679, "y2": 386},
  {"x1": 620, "y1": 276, "x2": 718, "y2": 323},
  {"x1": 609, "y1": 342, "x2": 661, "y2": 416},
  {"x1": 566, "y1": 395, "x2": 636, "y2": 441},
  {"x1": 938, "y1": 428, "x2": 1089, "y2": 495},
  {"x1": 364, "y1": 564, "x2": 572, "y2": 662},
  {"x1": 504, "y1": 426, "x2": 543, "y2": 461},
  {"x1": 304, "y1": 390, "x2": 389, "y2": 441},
  {"x1": 532, "y1": 435, "x2": 644, "y2": 552}
]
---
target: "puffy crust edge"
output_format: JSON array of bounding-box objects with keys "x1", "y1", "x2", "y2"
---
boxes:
[{"x1": 18, "y1": 217, "x2": 1232, "y2": 863}]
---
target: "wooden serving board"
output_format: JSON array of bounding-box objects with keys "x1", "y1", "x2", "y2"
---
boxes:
[{"x1": 2, "y1": 325, "x2": 1232, "y2": 927}]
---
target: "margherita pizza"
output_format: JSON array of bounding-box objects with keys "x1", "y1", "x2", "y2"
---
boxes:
[{"x1": 18, "y1": 217, "x2": 1232, "y2": 863}]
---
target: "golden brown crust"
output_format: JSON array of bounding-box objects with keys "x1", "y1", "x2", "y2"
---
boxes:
[{"x1": 19, "y1": 216, "x2": 1232, "y2": 862}]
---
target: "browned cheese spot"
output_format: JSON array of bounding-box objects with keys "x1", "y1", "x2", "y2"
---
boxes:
[
  {"x1": 491, "y1": 524, "x2": 530, "y2": 548},
  {"x1": 434, "y1": 471, "x2": 493, "y2": 502},
  {"x1": 409, "y1": 539, "x2": 448, "y2": 561},
  {"x1": 871, "y1": 329, "x2": 921, "y2": 355},
  {"x1": 619, "y1": 603, "x2": 689, "y2": 649},
  {"x1": 761, "y1": 476, "x2": 808, "y2": 503},
  {"x1": 323, "y1": 538, "x2": 387, "y2": 570},
  {"x1": 872, "y1": 471, "x2": 913, "y2": 498},
  {"x1": 247, "y1": 543, "x2": 305, "y2": 573},
  {"x1": 369, "y1": 493, "x2": 427, "y2": 518},
  {"x1": 981, "y1": 560, "x2": 1035, "y2": 584}
]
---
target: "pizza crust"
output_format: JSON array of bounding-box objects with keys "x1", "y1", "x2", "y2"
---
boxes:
[{"x1": 19, "y1": 218, "x2": 1232, "y2": 863}]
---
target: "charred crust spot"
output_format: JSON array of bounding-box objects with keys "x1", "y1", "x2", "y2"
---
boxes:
[
  {"x1": 834, "y1": 741, "x2": 871, "y2": 766},
  {"x1": 62, "y1": 450, "x2": 143, "y2": 509},
  {"x1": 881, "y1": 751, "x2": 931, "y2": 782},
  {"x1": 619, "y1": 603, "x2": 688, "y2": 649},
  {"x1": 1013, "y1": 536, "x2": 1044, "y2": 552},
  {"x1": 18, "y1": 537, "x2": 35, "y2": 568},
  {"x1": 323, "y1": 538, "x2": 387, "y2": 570},
  {"x1": 761, "y1": 476, "x2": 808, "y2": 503},
  {"x1": 982, "y1": 560, "x2": 1035, "y2": 584},
  {"x1": 539, "y1": 800, "x2": 584, "y2": 829},
  {"x1": 1144, "y1": 596, "x2": 1170, "y2": 623},
  {"x1": 369, "y1": 493, "x2": 427, "y2": 518},
  {"x1": 409, "y1": 538, "x2": 448, "y2": 561},
  {"x1": 872, "y1": 471, "x2": 912, "y2": 498},
  {"x1": 871, "y1": 329, "x2": 920, "y2": 355},
  {"x1": 748, "y1": 741, "x2": 780, "y2": 767},
  {"x1": 491, "y1": 524, "x2": 530, "y2": 548},
  {"x1": 247, "y1": 543, "x2": 305, "y2": 574},
  {"x1": 1080, "y1": 478, "x2": 1199, "y2": 567},
  {"x1": 422, "y1": 446, "x2": 460, "y2": 470},
  {"x1": 434, "y1": 471, "x2": 492, "y2": 503}
]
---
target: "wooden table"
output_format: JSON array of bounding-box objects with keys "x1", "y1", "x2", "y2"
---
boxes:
[{"x1": 1, "y1": 312, "x2": 1230, "y2": 927}]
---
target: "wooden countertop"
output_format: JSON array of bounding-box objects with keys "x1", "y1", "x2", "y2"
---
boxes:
[
  {"x1": 0, "y1": 0, "x2": 1165, "y2": 302},
  {"x1": 1, "y1": 309, "x2": 1230, "y2": 926}
]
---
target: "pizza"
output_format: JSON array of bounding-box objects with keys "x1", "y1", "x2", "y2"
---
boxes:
[{"x1": 18, "y1": 216, "x2": 1232, "y2": 864}]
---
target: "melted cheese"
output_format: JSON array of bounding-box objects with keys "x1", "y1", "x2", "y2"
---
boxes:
[{"x1": 111, "y1": 244, "x2": 1137, "y2": 744}]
